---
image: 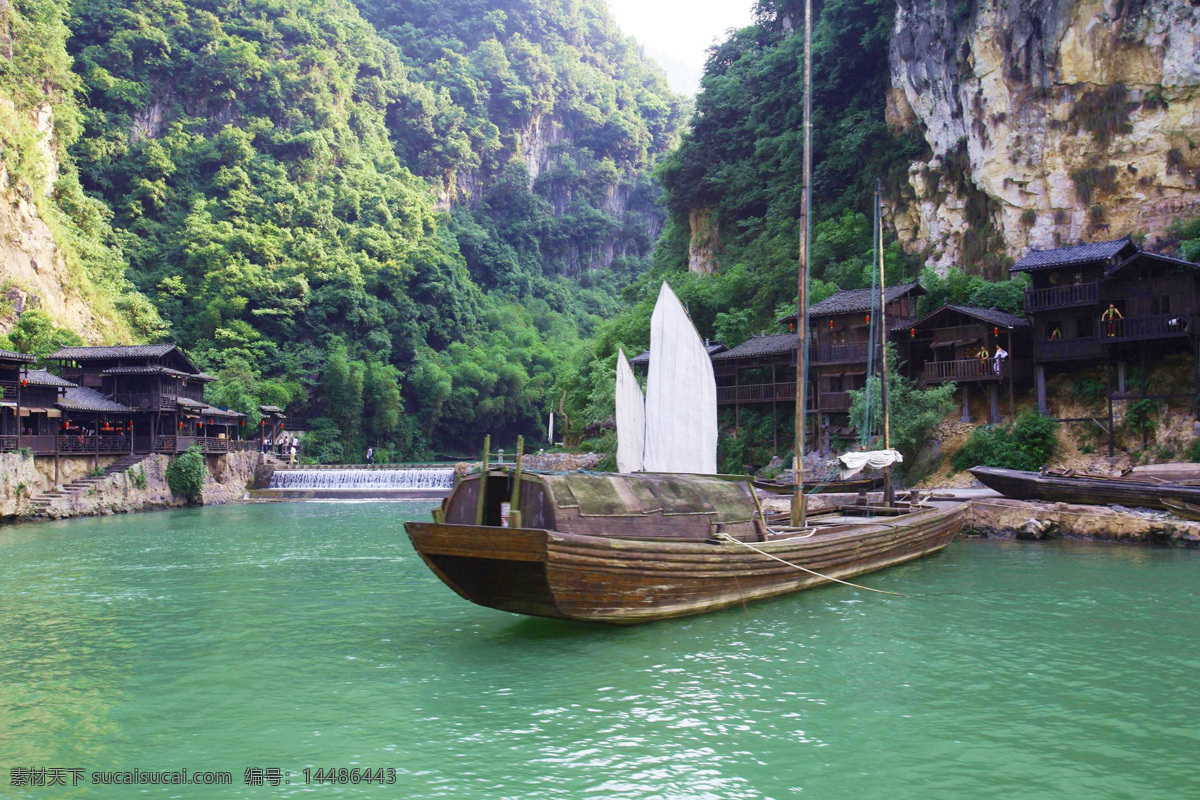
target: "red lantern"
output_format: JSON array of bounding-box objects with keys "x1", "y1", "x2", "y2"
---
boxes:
[
  {"x1": 910, "y1": 328, "x2": 916, "y2": 337},
  {"x1": 865, "y1": 314, "x2": 871, "y2": 324},
  {"x1": 993, "y1": 327, "x2": 1000, "y2": 336},
  {"x1": 828, "y1": 320, "x2": 833, "y2": 329},
  {"x1": 21, "y1": 379, "x2": 27, "y2": 387},
  {"x1": 178, "y1": 421, "x2": 183, "y2": 429}
]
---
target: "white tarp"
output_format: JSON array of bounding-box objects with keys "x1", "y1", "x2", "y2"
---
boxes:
[
  {"x1": 838, "y1": 449, "x2": 903, "y2": 479},
  {"x1": 615, "y1": 347, "x2": 646, "y2": 473},
  {"x1": 643, "y1": 282, "x2": 718, "y2": 474}
]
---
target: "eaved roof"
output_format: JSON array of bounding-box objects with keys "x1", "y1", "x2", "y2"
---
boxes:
[
  {"x1": 1011, "y1": 236, "x2": 1135, "y2": 272},
  {"x1": 790, "y1": 282, "x2": 923, "y2": 320},
  {"x1": 23, "y1": 369, "x2": 77, "y2": 388},
  {"x1": 258, "y1": 405, "x2": 286, "y2": 414},
  {"x1": 1105, "y1": 249, "x2": 1200, "y2": 278},
  {"x1": 628, "y1": 343, "x2": 725, "y2": 366},
  {"x1": 100, "y1": 365, "x2": 217, "y2": 382},
  {"x1": 910, "y1": 305, "x2": 1031, "y2": 331},
  {"x1": 0, "y1": 348, "x2": 35, "y2": 363},
  {"x1": 711, "y1": 333, "x2": 798, "y2": 360},
  {"x1": 48, "y1": 343, "x2": 179, "y2": 360},
  {"x1": 57, "y1": 386, "x2": 131, "y2": 413}
]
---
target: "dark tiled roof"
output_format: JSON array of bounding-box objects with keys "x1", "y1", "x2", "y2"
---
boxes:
[
  {"x1": 258, "y1": 405, "x2": 286, "y2": 414},
  {"x1": 176, "y1": 396, "x2": 206, "y2": 408},
  {"x1": 1011, "y1": 236, "x2": 1134, "y2": 272},
  {"x1": 1106, "y1": 249, "x2": 1200, "y2": 277},
  {"x1": 712, "y1": 333, "x2": 798, "y2": 360},
  {"x1": 0, "y1": 348, "x2": 35, "y2": 363},
  {"x1": 57, "y1": 386, "x2": 131, "y2": 413},
  {"x1": 628, "y1": 343, "x2": 725, "y2": 365},
  {"x1": 23, "y1": 369, "x2": 76, "y2": 388},
  {"x1": 199, "y1": 404, "x2": 243, "y2": 419},
  {"x1": 101, "y1": 365, "x2": 192, "y2": 378},
  {"x1": 48, "y1": 343, "x2": 179, "y2": 360},
  {"x1": 911, "y1": 305, "x2": 1030, "y2": 331},
  {"x1": 802, "y1": 282, "x2": 923, "y2": 318}
]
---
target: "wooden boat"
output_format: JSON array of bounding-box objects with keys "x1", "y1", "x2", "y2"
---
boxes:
[
  {"x1": 406, "y1": 471, "x2": 963, "y2": 625},
  {"x1": 969, "y1": 465, "x2": 1200, "y2": 510},
  {"x1": 1160, "y1": 498, "x2": 1200, "y2": 521},
  {"x1": 752, "y1": 475, "x2": 883, "y2": 495}
]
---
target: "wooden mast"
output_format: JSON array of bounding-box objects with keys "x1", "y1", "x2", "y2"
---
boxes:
[
  {"x1": 876, "y1": 180, "x2": 894, "y2": 507},
  {"x1": 790, "y1": 0, "x2": 813, "y2": 528}
]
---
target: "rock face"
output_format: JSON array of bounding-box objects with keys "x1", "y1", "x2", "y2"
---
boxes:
[
  {"x1": 0, "y1": 451, "x2": 260, "y2": 520},
  {"x1": 965, "y1": 497, "x2": 1200, "y2": 544},
  {"x1": 889, "y1": 0, "x2": 1200, "y2": 275},
  {"x1": 0, "y1": 101, "x2": 112, "y2": 340}
]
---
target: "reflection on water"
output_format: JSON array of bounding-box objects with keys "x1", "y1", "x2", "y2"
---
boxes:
[{"x1": 1, "y1": 507, "x2": 1198, "y2": 799}]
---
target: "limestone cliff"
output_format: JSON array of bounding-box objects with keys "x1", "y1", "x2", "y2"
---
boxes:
[{"x1": 889, "y1": 0, "x2": 1200, "y2": 275}]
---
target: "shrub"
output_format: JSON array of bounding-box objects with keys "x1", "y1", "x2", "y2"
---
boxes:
[
  {"x1": 1124, "y1": 399, "x2": 1158, "y2": 437},
  {"x1": 952, "y1": 410, "x2": 1060, "y2": 472},
  {"x1": 1185, "y1": 438, "x2": 1200, "y2": 463},
  {"x1": 166, "y1": 445, "x2": 207, "y2": 504}
]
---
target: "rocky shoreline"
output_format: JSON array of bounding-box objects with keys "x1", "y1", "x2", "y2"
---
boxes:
[{"x1": 0, "y1": 451, "x2": 261, "y2": 522}]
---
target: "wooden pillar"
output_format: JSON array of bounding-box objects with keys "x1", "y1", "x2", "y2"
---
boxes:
[
  {"x1": 733, "y1": 364, "x2": 740, "y2": 434},
  {"x1": 772, "y1": 402, "x2": 778, "y2": 455},
  {"x1": 15, "y1": 368, "x2": 21, "y2": 451},
  {"x1": 1035, "y1": 364, "x2": 1047, "y2": 414},
  {"x1": 1007, "y1": 330, "x2": 1015, "y2": 421},
  {"x1": 93, "y1": 414, "x2": 100, "y2": 471},
  {"x1": 961, "y1": 384, "x2": 971, "y2": 423},
  {"x1": 1118, "y1": 362, "x2": 1126, "y2": 396},
  {"x1": 1141, "y1": 346, "x2": 1148, "y2": 449},
  {"x1": 988, "y1": 383, "x2": 999, "y2": 424},
  {"x1": 1106, "y1": 360, "x2": 1115, "y2": 457}
]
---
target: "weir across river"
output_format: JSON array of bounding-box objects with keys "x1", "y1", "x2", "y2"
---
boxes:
[{"x1": 258, "y1": 464, "x2": 456, "y2": 499}]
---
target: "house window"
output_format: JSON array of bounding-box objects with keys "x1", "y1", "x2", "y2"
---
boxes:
[
  {"x1": 1151, "y1": 295, "x2": 1171, "y2": 315},
  {"x1": 1075, "y1": 318, "x2": 1092, "y2": 339},
  {"x1": 827, "y1": 376, "x2": 844, "y2": 393}
]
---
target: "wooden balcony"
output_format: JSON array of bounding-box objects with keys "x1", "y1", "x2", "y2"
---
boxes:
[
  {"x1": 810, "y1": 342, "x2": 870, "y2": 365},
  {"x1": 1024, "y1": 281, "x2": 1099, "y2": 311},
  {"x1": 923, "y1": 358, "x2": 1032, "y2": 384},
  {"x1": 819, "y1": 392, "x2": 853, "y2": 412},
  {"x1": 113, "y1": 392, "x2": 176, "y2": 411},
  {"x1": 717, "y1": 382, "x2": 817, "y2": 410},
  {"x1": 1100, "y1": 313, "x2": 1196, "y2": 343},
  {"x1": 156, "y1": 435, "x2": 238, "y2": 454},
  {"x1": 1034, "y1": 330, "x2": 1104, "y2": 362},
  {"x1": 0, "y1": 435, "x2": 131, "y2": 455}
]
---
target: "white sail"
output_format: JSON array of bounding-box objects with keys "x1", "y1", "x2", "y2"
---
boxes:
[
  {"x1": 838, "y1": 449, "x2": 903, "y2": 479},
  {"x1": 615, "y1": 348, "x2": 646, "y2": 473},
  {"x1": 643, "y1": 282, "x2": 718, "y2": 474}
]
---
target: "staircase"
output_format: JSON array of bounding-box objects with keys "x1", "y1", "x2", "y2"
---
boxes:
[{"x1": 27, "y1": 454, "x2": 148, "y2": 514}]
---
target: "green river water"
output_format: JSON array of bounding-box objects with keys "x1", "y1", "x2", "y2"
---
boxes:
[{"x1": 1, "y1": 501, "x2": 1197, "y2": 799}]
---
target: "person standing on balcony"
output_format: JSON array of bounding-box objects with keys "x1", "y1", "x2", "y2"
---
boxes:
[
  {"x1": 1049, "y1": 326, "x2": 1062, "y2": 341},
  {"x1": 1102, "y1": 303, "x2": 1123, "y2": 337},
  {"x1": 993, "y1": 344, "x2": 1008, "y2": 375},
  {"x1": 976, "y1": 345, "x2": 990, "y2": 376}
]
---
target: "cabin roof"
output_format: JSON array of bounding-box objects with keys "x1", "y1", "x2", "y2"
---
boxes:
[
  {"x1": 711, "y1": 333, "x2": 797, "y2": 360},
  {"x1": 807, "y1": 282, "x2": 923, "y2": 317},
  {"x1": 0, "y1": 347, "x2": 35, "y2": 363},
  {"x1": 46, "y1": 343, "x2": 206, "y2": 375},
  {"x1": 537, "y1": 472, "x2": 758, "y2": 523},
  {"x1": 258, "y1": 404, "x2": 286, "y2": 414},
  {"x1": 910, "y1": 305, "x2": 1030, "y2": 331},
  {"x1": 1011, "y1": 236, "x2": 1135, "y2": 272},
  {"x1": 57, "y1": 386, "x2": 131, "y2": 413},
  {"x1": 1105, "y1": 249, "x2": 1200, "y2": 278},
  {"x1": 23, "y1": 369, "x2": 77, "y2": 388}
]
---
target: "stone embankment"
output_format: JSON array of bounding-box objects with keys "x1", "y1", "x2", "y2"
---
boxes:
[
  {"x1": 0, "y1": 451, "x2": 261, "y2": 521},
  {"x1": 964, "y1": 497, "x2": 1200, "y2": 545}
]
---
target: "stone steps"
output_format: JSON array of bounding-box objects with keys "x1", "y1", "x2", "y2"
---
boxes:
[{"x1": 28, "y1": 455, "x2": 149, "y2": 510}]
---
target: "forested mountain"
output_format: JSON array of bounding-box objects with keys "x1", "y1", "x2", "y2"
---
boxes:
[{"x1": 0, "y1": 0, "x2": 684, "y2": 460}]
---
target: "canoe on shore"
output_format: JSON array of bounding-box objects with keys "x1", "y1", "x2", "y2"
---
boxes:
[
  {"x1": 752, "y1": 475, "x2": 883, "y2": 495},
  {"x1": 969, "y1": 465, "x2": 1200, "y2": 511},
  {"x1": 1161, "y1": 498, "x2": 1200, "y2": 521},
  {"x1": 406, "y1": 471, "x2": 963, "y2": 625}
]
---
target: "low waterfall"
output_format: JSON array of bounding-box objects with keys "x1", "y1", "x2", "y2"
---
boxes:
[{"x1": 270, "y1": 468, "x2": 454, "y2": 491}]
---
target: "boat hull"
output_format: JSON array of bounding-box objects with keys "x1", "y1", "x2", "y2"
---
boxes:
[
  {"x1": 405, "y1": 504, "x2": 963, "y2": 624},
  {"x1": 969, "y1": 466, "x2": 1200, "y2": 510}
]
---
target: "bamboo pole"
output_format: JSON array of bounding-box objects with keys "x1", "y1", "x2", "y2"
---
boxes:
[
  {"x1": 877, "y1": 181, "x2": 894, "y2": 507},
  {"x1": 790, "y1": 0, "x2": 813, "y2": 529},
  {"x1": 509, "y1": 435, "x2": 524, "y2": 529},
  {"x1": 474, "y1": 434, "x2": 491, "y2": 526}
]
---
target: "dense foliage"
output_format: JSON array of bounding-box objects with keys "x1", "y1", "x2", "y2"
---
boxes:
[
  {"x1": 165, "y1": 444, "x2": 207, "y2": 503},
  {"x1": 950, "y1": 411, "x2": 1060, "y2": 473},
  {"x1": 46, "y1": 0, "x2": 683, "y2": 458}
]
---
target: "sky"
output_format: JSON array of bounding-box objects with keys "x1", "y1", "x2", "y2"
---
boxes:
[{"x1": 604, "y1": 0, "x2": 758, "y2": 96}]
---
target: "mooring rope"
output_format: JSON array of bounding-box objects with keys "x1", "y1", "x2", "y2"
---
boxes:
[{"x1": 714, "y1": 533, "x2": 908, "y2": 597}]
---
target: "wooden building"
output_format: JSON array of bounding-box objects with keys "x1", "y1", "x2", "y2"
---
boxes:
[
  {"x1": 905, "y1": 305, "x2": 1032, "y2": 423},
  {"x1": 44, "y1": 344, "x2": 248, "y2": 455},
  {"x1": 1014, "y1": 236, "x2": 1200, "y2": 453}
]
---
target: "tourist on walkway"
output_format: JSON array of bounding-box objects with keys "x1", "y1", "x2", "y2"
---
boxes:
[
  {"x1": 366, "y1": 446, "x2": 374, "y2": 465},
  {"x1": 288, "y1": 440, "x2": 297, "y2": 466}
]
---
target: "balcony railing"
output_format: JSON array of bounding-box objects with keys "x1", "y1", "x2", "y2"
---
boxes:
[
  {"x1": 56, "y1": 435, "x2": 132, "y2": 454},
  {"x1": 156, "y1": 435, "x2": 235, "y2": 454},
  {"x1": 810, "y1": 342, "x2": 870, "y2": 365},
  {"x1": 923, "y1": 358, "x2": 1032, "y2": 384},
  {"x1": 1100, "y1": 313, "x2": 1196, "y2": 342},
  {"x1": 1024, "y1": 281, "x2": 1099, "y2": 311},
  {"x1": 113, "y1": 393, "x2": 176, "y2": 410}
]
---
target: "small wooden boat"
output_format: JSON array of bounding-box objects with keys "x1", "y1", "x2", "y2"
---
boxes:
[
  {"x1": 752, "y1": 475, "x2": 883, "y2": 495},
  {"x1": 1161, "y1": 498, "x2": 1200, "y2": 521},
  {"x1": 969, "y1": 466, "x2": 1200, "y2": 510},
  {"x1": 406, "y1": 471, "x2": 963, "y2": 625}
]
